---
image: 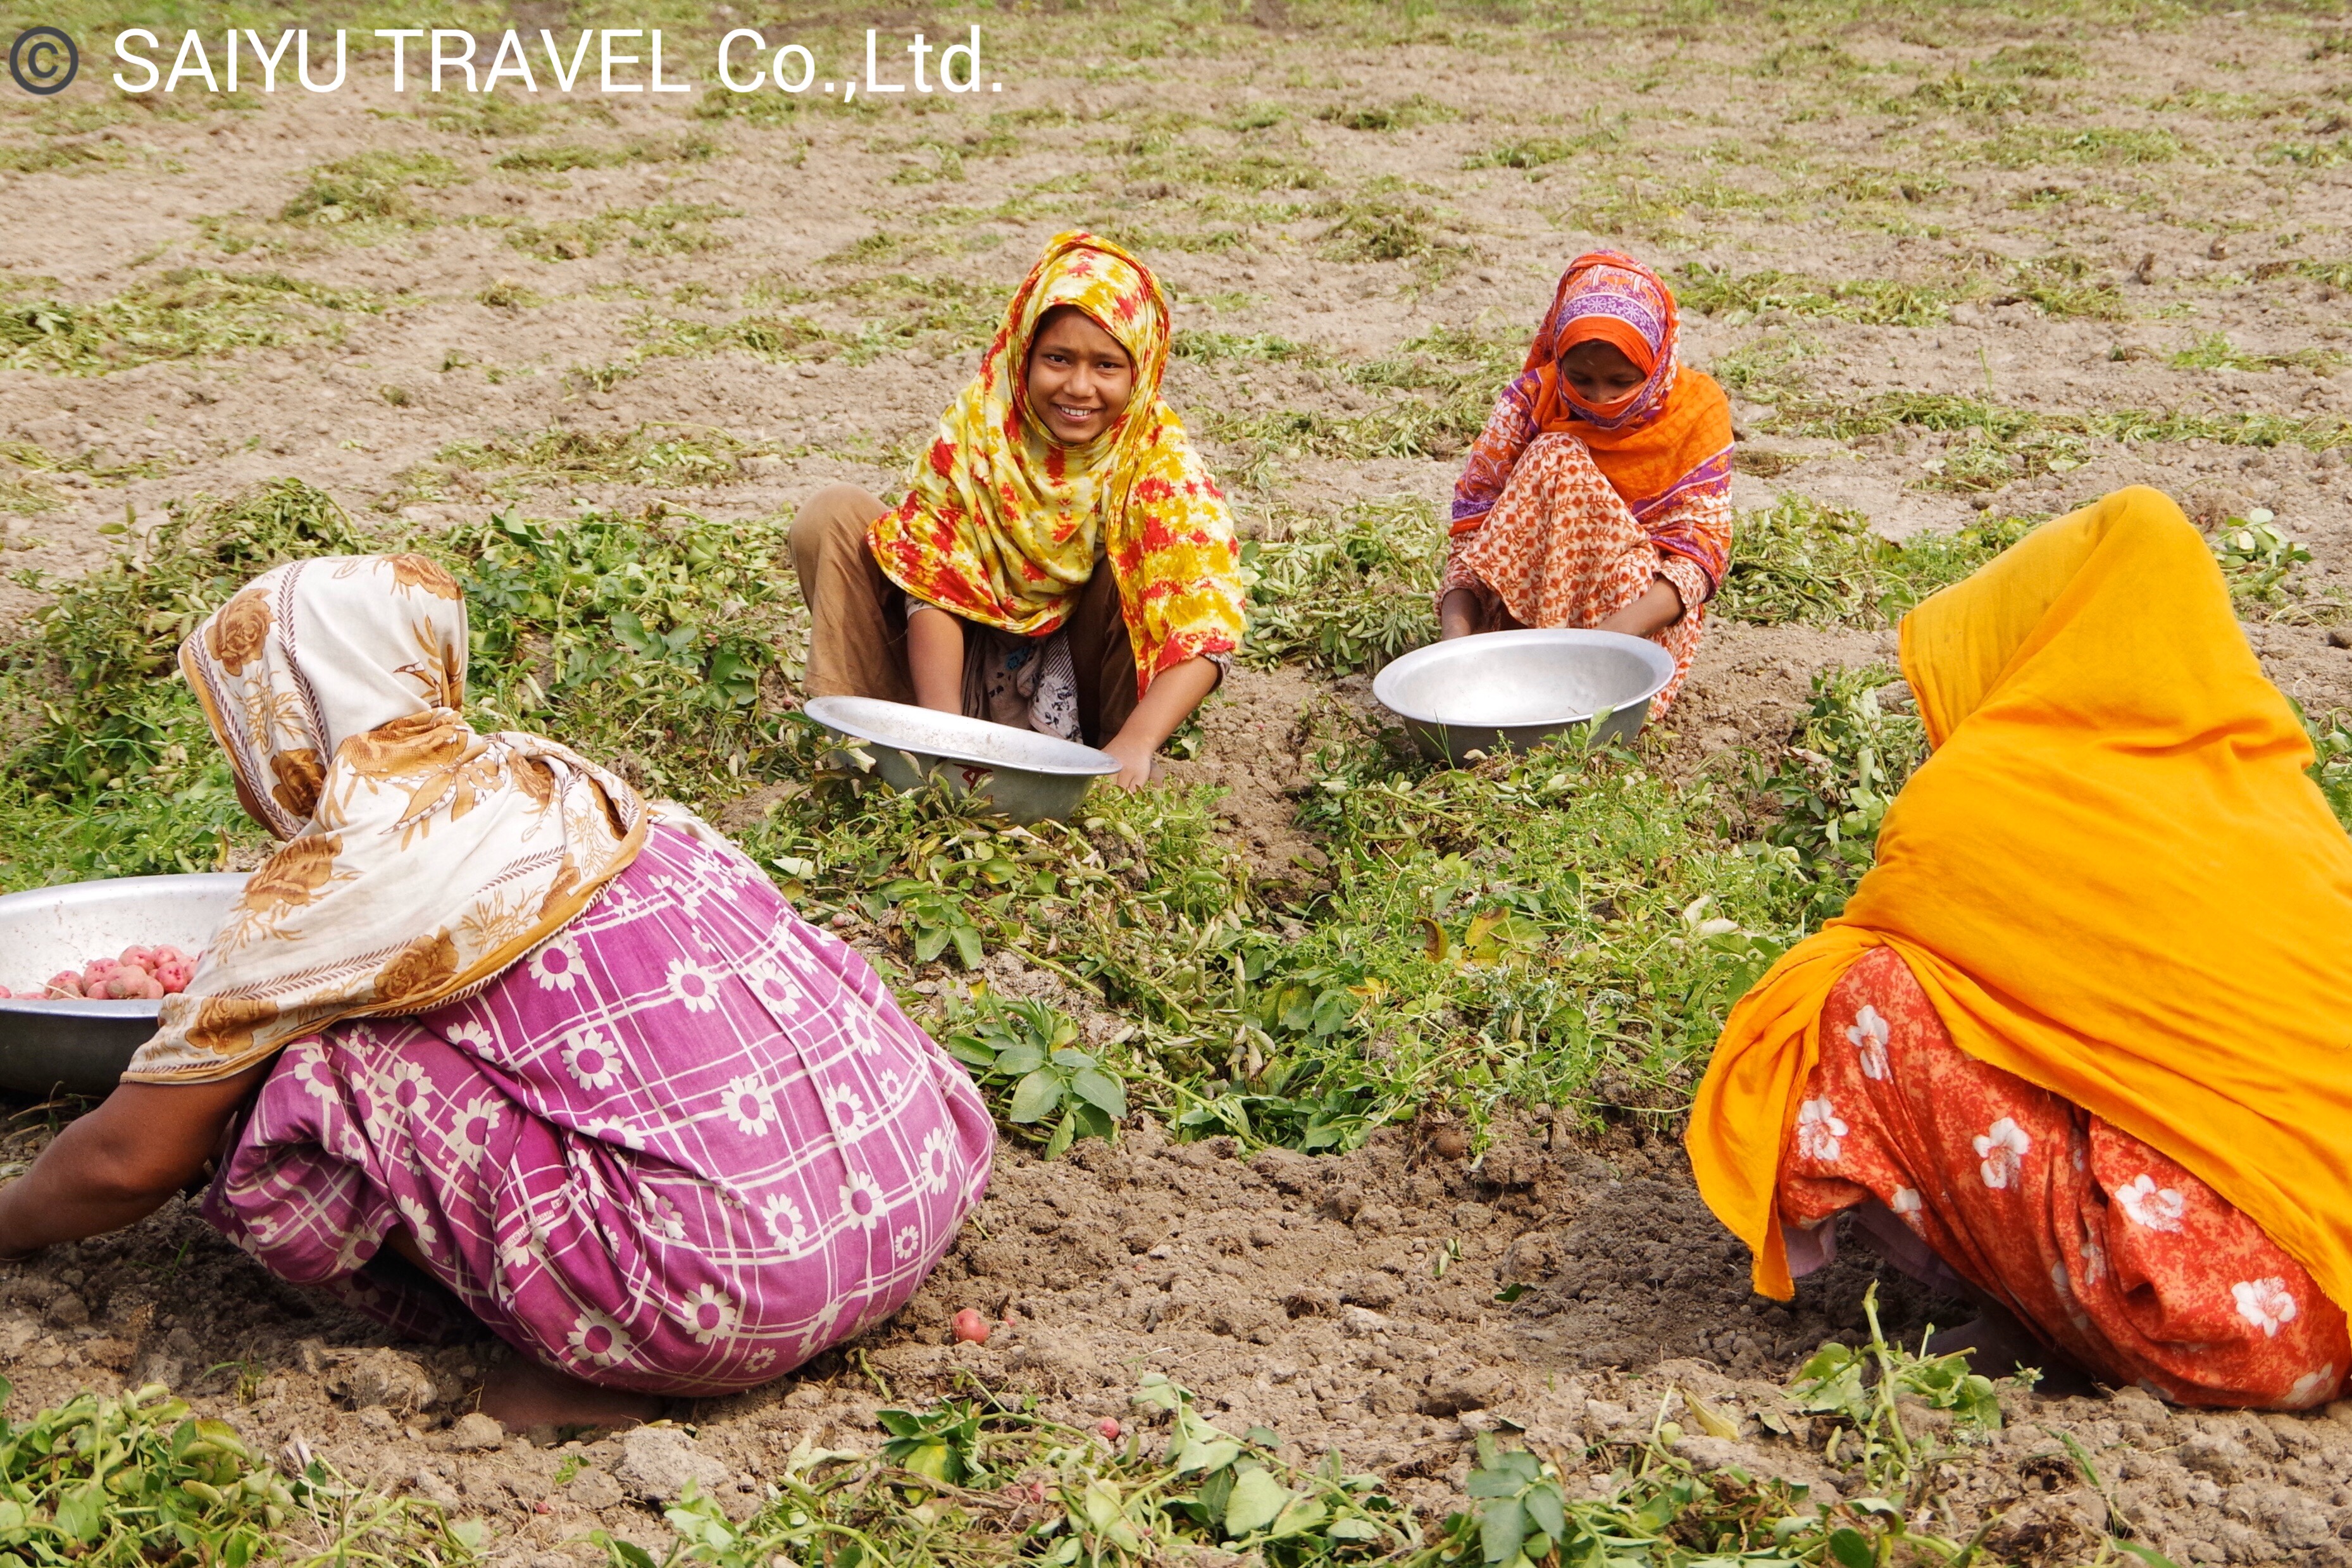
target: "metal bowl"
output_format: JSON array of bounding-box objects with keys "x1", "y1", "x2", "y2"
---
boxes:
[
  {"x1": 0, "y1": 873, "x2": 245, "y2": 1095},
  {"x1": 802, "y1": 696, "x2": 1121, "y2": 824},
  {"x1": 1372, "y1": 629, "x2": 1677, "y2": 766}
]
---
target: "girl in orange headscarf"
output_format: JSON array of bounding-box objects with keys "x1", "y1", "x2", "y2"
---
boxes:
[
  {"x1": 1439, "y1": 251, "x2": 1734, "y2": 713},
  {"x1": 791, "y1": 232, "x2": 1245, "y2": 788}
]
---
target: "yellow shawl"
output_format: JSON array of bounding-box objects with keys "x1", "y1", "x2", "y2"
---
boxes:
[
  {"x1": 1688, "y1": 486, "x2": 2352, "y2": 1307},
  {"x1": 866, "y1": 231, "x2": 1245, "y2": 695},
  {"x1": 127, "y1": 554, "x2": 647, "y2": 1083}
]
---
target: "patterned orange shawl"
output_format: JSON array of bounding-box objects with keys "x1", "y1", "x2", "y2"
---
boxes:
[
  {"x1": 127, "y1": 554, "x2": 647, "y2": 1084},
  {"x1": 867, "y1": 232, "x2": 1245, "y2": 695}
]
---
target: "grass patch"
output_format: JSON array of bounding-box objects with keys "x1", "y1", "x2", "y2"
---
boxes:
[
  {"x1": 0, "y1": 462, "x2": 62, "y2": 516},
  {"x1": 0, "y1": 476, "x2": 802, "y2": 890},
  {"x1": 492, "y1": 132, "x2": 719, "y2": 172},
  {"x1": 280, "y1": 149, "x2": 466, "y2": 230},
  {"x1": 413, "y1": 92, "x2": 556, "y2": 137},
  {"x1": 1134, "y1": 143, "x2": 1326, "y2": 194},
  {"x1": 1822, "y1": 165, "x2": 1951, "y2": 204},
  {"x1": 2170, "y1": 332, "x2": 2346, "y2": 373},
  {"x1": 1979, "y1": 41, "x2": 2086, "y2": 77},
  {"x1": 0, "y1": 1379, "x2": 480, "y2": 1567},
  {"x1": 745, "y1": 709, "x2": 1817, "y2": 1146},
  {"x1": 1198, "y1": 325, "x2": 1512, "y2": 480},
  {"x1": 600, "y1": 1371, "x2": 1427, "y2": 1566},
  {"x1": 1314, "y1": 179, "x2": 1462, "y2": 264},
  {"x1": 501, "y1": 201, "x2": 739, "y2": 261},
  {"x1": 1898, "y1": 74, "x2": 2055, "y2": 116},
  {"x1": 1676, "y1": 264, "x2": 1958, "y2": 327},
  {"x1": 1463, "y1": 118, "x2": 1625, "y2": 171},
  {"x1": 630, "y1": 275, "x2": 1003, "y2": 368},
  {"x1": 1564, "y1": 176, "x2": 1781, "y2": 239},
  {"x1": 2003, "y1": 252, "x2": 2128, "y2": 320},
  {"x1": 1982, "y1": 124, "x2": 2184, "y2": 167},
  {"x1": 1318, "y1": 93, "x2": 1458, "y2": 130},
  {"x1": 476, "y1": 278, "x2": 550, "y2": 310},
  {"x1": 1768, "y1": 389, "x2": 2352, "y2": 467},
  {"x1": 432, "y1": 425, "x2": 761, "y2": 495},
  {"x1": 1244, "y1": 497, "x2": 1442, "y2": 672},
  {"x1": 0, "y1": 139, "x2": 123, "y2": 176},
  {"x1": 1719, "y1": 495, "x2": 2032, "y2": 627},
  {"x1": 1172, "y1": 328, "x2": 1319, "y2": 363},
  {"x1": 0, "y1": 270, "x2": 378, "y2": 375}
]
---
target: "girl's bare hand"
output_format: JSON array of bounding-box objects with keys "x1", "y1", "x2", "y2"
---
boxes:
[{"x1": 1102, "y1": 733, "x2": 1155, "y2": 790}]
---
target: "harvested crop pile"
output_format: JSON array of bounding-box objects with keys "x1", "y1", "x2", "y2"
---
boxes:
[{"x1": 1, "y1": 945, "x2": 199, "y2": 1000}]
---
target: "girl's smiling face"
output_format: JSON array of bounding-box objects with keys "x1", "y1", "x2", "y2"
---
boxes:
[
  {"x1": 1559, "y1": 338, "x2": 1647, "y2": 406},
  {"x1": 1025, "y1": 306, "x2": 1135, "y2": 445}
]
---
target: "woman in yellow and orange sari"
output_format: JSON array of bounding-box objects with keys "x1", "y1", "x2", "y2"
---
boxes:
[
  {"x1": 1688, "y1": 486, "x2": 2352, "y2": 1409},
  {"x1": 791, "y1": 232, "x2": 1245, "y2": 788}
]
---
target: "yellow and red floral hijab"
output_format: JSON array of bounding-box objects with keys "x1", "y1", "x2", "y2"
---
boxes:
[
  {"x1": 126, "y1": 554, "x2": 647, "y2": 1083},
  {"x1": 867, "y1": 231, "x2": 1244, "y2": 694}
]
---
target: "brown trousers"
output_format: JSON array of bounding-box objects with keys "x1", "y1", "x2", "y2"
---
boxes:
[{"x1": 788, "y1": 485, "x2": 1142, "y2": 747}]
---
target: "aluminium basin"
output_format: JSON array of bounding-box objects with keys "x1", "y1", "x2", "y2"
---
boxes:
[
  {"x1": 802, "y1": 695, "x2": 1121, "y2": 824},
  {"x1": 1372, "y1": 629, "x2": 1676, "y2": 766}
]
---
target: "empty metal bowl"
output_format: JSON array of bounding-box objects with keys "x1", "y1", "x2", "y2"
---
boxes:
[
  {"x1": 0, "y1": 871, "x2": 246, "y2": 1095},
  {"x1": 802, "y1": 696, "x2": 1122, "y2": 824},
  {"x1": 1372, "y1": 629, "x2": 1677, "y2": 766}
]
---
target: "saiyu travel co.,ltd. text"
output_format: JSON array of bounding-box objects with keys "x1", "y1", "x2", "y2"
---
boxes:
[{"x1": 99, "y1": 27, "x2": 996, "y2": 101}]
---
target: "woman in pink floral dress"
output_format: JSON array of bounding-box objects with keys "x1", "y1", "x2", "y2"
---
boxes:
[{"x1": 0, "y1": 555, "x2": 992, "y2": 1424}]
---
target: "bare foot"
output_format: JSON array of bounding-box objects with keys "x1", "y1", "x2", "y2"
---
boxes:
[{"x1": 478, "y1": 1356, "x2": 661, "y2": 1431}]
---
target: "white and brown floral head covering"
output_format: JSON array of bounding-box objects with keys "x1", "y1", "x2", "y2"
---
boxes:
[{"x1": 124, "y1": 554, "x2": 648, "y2": 1083}]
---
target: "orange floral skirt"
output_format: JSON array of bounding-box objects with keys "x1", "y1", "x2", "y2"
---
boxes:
[
  {"x1": 1779, "y1": 948, "x2": 2348, "y2": 1409},
  {"x1": 1438, "y1": 433, "x2": 1710, "y2": 713}
]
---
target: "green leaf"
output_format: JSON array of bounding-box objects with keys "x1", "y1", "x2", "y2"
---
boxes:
[
  {"x1": 1223, "y1": 1467, "x2": 1291, "y2": 1537},
  {"x1": 943, "y1": 1039, "x2": 997, "y2": 1069},
  {"x1": 1827, "y1": 1526, "x2": 1875, "y2": 1568},
  {"x1": 1467, "y1": 1468, "x2": 1524, "y2": 1499},
  {"x1": 1493, "y1": 1282, "x2": 1532, "y2": 1304},
  {"x1": 1524, "y1": 1481, "x2": 1566, "y2": 1540},
  {"x1": 1173, "y1": 1437, "x2": 1243, "y2": 1476},
  {"x1": 1008, "y1": 1069, "x2": 1064, "y2": 1123},
  {"x1": 950, "y1": 924, "x2": 983, "y2": 969},
  {"x1": 2114, "y1": 1545, "x2": 2187, "y2": 1568},
  {"x1": 913, "y1": 924, "x2": 949, "y2": 964},
  {"x1": 1043, "y1": 1107, "x2": 1077, "y2": 1160},
  {"x1": 609, "y1": 1540, "x2": 661, "y2": 1568},
  {"x1": 993, "y1": 1043, "x2": 1047, "y2": 1076},
  {"x1": 1479, "y1": 1495, "x2": 1528, "y2": 1565},
  {"x1": 56, "y1": 1483, "x2": 106, "y2": 1543},
  {"x1": 1268, "y1": 1496, "x2": 1329, "y2": 1538},
  {"x1": 1070, "y1": 1067, "x2": 1128, "y2": 1119},
  {"x1": 899, "y1": 1440, "x2": 959, "y2": 1483}
]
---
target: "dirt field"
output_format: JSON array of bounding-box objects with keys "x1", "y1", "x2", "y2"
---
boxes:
[{"x1": 6, "y1": 4, "x2": 2352, "y2": 1564}]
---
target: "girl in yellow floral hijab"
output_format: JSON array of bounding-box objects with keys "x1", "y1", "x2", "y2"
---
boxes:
[{"x1": 791, "y1": 232, "x2": 1245, "y2": 788}]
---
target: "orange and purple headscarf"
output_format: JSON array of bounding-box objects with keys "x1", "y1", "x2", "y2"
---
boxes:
[{"x1": 1452, "y1": 251, "x2": 1734, "y2": 546}]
